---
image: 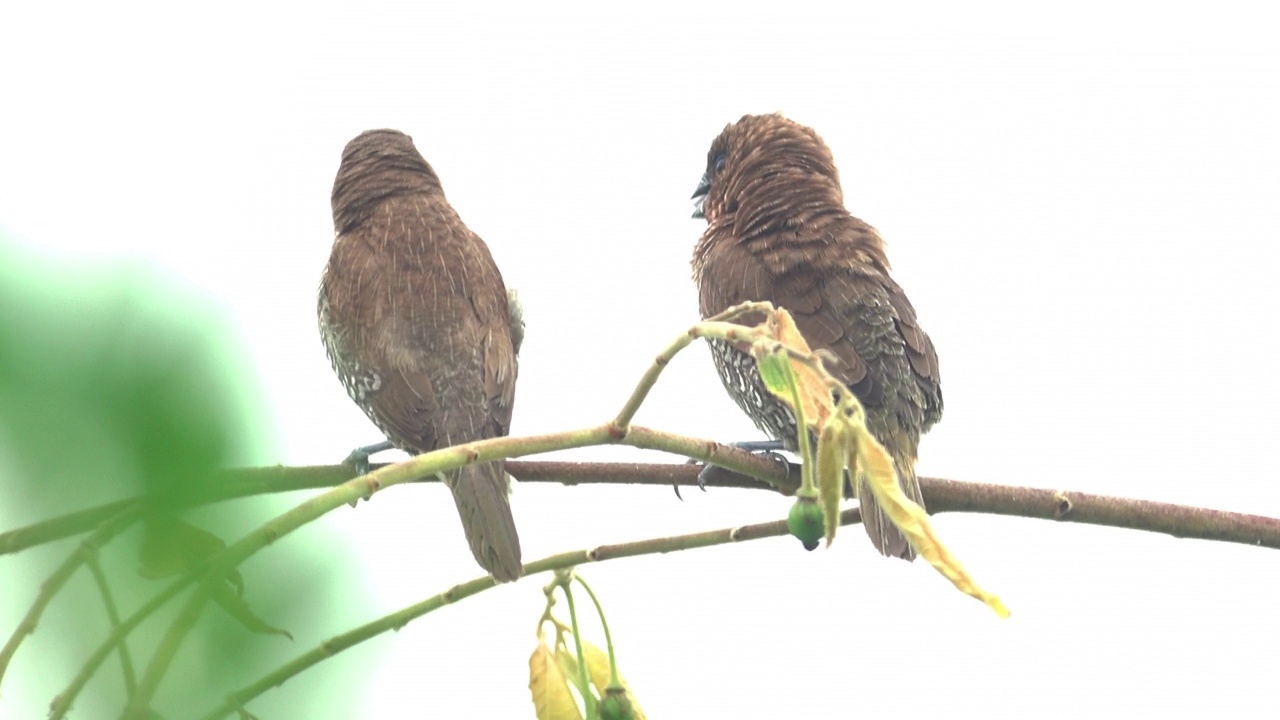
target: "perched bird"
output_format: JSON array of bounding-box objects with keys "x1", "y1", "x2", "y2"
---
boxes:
[
  {"x1": 319, "y1": 129, "x2": 522, "y2": 581},
  {"x1": 691, "y1": 114, "x2": 943, "y2": 560}
]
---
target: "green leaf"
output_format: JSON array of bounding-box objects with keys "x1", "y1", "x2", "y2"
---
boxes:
[
  {"x1": 754, "y1": 343, "x2": 795, "y2": 398},
  {"x1": 211, "y1": 582, "x2": 294, "y2": 640},
  {"x1": 0, "y1": 239, "x2": 360, "y2": 716}
]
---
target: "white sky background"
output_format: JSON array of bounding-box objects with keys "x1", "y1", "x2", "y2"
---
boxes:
[{"x1": 3, "y1": 2, "x2": 1280, "y2": 718}]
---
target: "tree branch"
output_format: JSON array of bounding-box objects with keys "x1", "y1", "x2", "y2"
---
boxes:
[
  {"x1": 919, "y1": 477, "x2": 1280, "y2": 547},
  {"x1": 0, "y1": 505, "x2": 142, "y2": 693},
  {"x1": 0, "y1": 452, "x2": 794, "y2": 557},
  {"x1": 5, "y1": 462, "x2": 1278, "y2": 560},
  {"x1": 198, "y1": 504, "x2": 864, "y2": 720}
]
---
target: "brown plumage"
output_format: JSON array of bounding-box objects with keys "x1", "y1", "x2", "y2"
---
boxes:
[
  {"x1": 319, "y1": 129, "x2": 522, "y2": 581},
  {"x1": 691, "y1": 114, "x2": 943, "y2": 560}
]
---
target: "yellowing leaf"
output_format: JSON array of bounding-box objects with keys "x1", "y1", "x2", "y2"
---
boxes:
[
  {"x1": 773, "y1": 309, "x2": 830, "y2": 424},
  {"x1": 554, "y1": 644, "x2": 594, "y2": 706},
  {"x1": 753, "y1": 308, "x2": 839, "y2": 464},
  {"x1": 723, "y1": 304, "x2": 1009, "y2": 617},
  {"x1": 529, "y1": 642, "x2": 583, "y2": 720},
  {"x1": 815, "y1": 418, "x2": 852, "y2": 547},
  {"x1": 580, "y1": 642, "x2": 611, "y2": 693},
  {"x1": 754, "y1": 344, "x2": 814, "y2": 458},
  {"x1": 850, "y1": 424, "x2": 1010, "y2": 618}
]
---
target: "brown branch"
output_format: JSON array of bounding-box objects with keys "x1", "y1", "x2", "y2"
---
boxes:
[
  {"x1": 3, "y1": 462, "x2": 1277, "y2": 556},
  {"x1": 919, "y1": 477, "x2": 1280, "y2": 547},
  {"x1": 506, "y1": 460, "x2": 788, "y2": 491},
  {"x1": 0, "y1": 456, "x2": 794, "y2": 556}
]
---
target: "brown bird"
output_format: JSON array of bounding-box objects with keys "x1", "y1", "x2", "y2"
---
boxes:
[
  {"x1": 319, "y1": 129, "x2": 522, "y2": 581},
  {"x1": 691, "y1": 114, "x2": 943, "y2": 560}
]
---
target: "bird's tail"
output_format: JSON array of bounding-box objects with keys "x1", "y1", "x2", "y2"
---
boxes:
[
  {"x1": 857, "y1": 446, "x2": 923, "y2": 562},
  {"x1": 450, "y1": 462, "x2": 523, "y2": 582}
]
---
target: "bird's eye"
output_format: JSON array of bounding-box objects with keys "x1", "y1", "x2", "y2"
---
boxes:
[{"x1": 713, "y1": 153, "x2": 727, "y2": 175}]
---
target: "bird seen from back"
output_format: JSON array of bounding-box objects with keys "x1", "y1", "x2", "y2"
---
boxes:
[
  {"x1": 319, "y1": 129, "x2": 523, "y2": 581},
  {"x1": 690, "y1": 113, "x2": 943, "y2": 560}
]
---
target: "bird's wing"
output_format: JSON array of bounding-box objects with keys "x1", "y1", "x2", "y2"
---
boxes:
[
  {"x1": 481, "y1": 285, "x2": 517, "y2": 439},
  {"x1": 781, "y1": 261, "x2": 941, "y2": 430},
  {"x1": 781, "y1": 269, "x2": 885, "y2": 408},
  {"x1": 320, "y1": 228, "x2": 449, "y2": 453},
  {"x1": 319, "y1": 229, "x2": 396, "y2": 420},
  {"x1": 884, "y1": 277, "x2": 943, "y2": 428},
  {"x1": 697, "y1": 224, "x2": 941, "y2": 427}
]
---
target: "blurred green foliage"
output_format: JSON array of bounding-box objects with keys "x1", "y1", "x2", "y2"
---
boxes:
[{"x1": 0, "y1": 237, "x2": 366, "y2": 718}]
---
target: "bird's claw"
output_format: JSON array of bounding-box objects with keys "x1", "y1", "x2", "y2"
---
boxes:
[
  {"x1": 343, "y1": 440, "x2": 394, "y2": 506},
  {"x1": 758, "y1": 449, "x2": 790, "y2": 469},
  {"x1": 676, "y1": 457, "x2": 710, "y2": 499},
  {"x1": 691, "y1": 440, "x2": 790, "y2": 492},
  {"x1": 694, "y1": 463, "x2": 718, "y2": 491}
]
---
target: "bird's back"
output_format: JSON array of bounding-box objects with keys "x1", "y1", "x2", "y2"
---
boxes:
[{"x1": 320, "y1": 190, "x2": 516, "y2": 456}]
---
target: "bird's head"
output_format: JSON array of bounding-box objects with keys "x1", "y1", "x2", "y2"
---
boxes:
[
  {"x1": 689, "y1": 156, "x2": 721, "y2": 220},
  {"x1": 332, "y1": 129, "x2": 442, "y2": 234},
  {"x1": 691, "y1": 113, "x2": 843, "y2": 227}
]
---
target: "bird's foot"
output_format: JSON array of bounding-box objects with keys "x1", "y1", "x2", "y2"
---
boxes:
[
  {"x1": 343, "y1": 440, "x2": 394, "y2": 506},
  {"x1": 727, "y1": 439, "x2": 787, "y2": 457},
  {"x1": 344, "y1": 439, "x2": 394, "y2": 476},
  {"x1": 692, "y1": 440, "x2": 790, "y2": 491}
]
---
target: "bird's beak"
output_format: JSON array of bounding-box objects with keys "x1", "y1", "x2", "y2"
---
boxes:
[{"x1": 690, "y1": 174, "x2": 710, "y2": 219}]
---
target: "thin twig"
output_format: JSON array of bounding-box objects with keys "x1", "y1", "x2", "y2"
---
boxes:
[
  {"x1": 85, "y1": 552, "x2": 138, "y2": 699},
  {"x1": 10, "y1": 301, "x2": 1271, "y2": 718},
  {"x1": 0, "y1": 504, "x2": 142, "y2": 692},
  {"x1": 48, "y1": 573, "x2": 195, "y2": 719},
  {"x1": 197, "y1": 505, "x2": 865, "y2": 720},
  {"x1": 0, "y1": 466, "x2": 353, "y2": 556},
  {"x1": 611, "y1": 328, "x2": 696, "y2": 429},
  {"x1": 44, "y1": 426, "x2": 787, "y2": 719},
  {"x1": 0, "y1": 500, "x2": 134, "y2": 556},
  {"x1": 120, "y1": 424, "x2": 623, "y2": 718}
]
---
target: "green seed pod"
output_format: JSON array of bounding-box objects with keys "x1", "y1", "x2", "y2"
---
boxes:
[
  {"x1": 787, "y1": 496, "x2": 824, "y2": 550},
  {"x1": 598, "y1": 686, "x2": 636, "y2": 720}
]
